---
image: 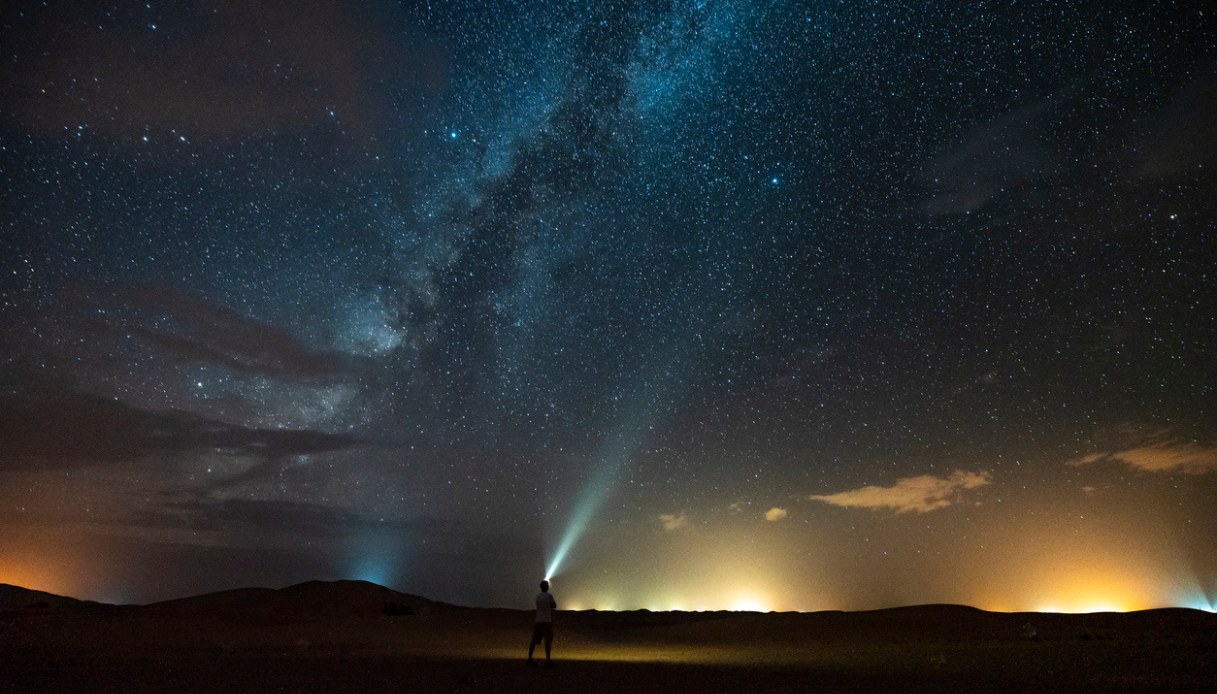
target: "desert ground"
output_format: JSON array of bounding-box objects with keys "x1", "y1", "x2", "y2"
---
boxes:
[{"x1": 2, "y1": 581, "x2": 1215, "y2": 693}]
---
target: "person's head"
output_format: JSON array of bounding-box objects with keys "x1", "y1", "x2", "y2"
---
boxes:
[{"x1": 540, "y1": 580, "x2": 549, "y2": 592}]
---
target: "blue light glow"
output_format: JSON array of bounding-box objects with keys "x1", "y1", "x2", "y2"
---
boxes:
[
  {"x1": 1176, "y1": 586, "x2": 1216, "y2": 613},
  {"x1": 345, "y1": 531, "x2": 407, "y2": 588}
]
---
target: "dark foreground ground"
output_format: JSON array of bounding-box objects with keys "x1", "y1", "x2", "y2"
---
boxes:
[{"x1": 2, "y1": 581, "x2": 1215, "y2": 693}]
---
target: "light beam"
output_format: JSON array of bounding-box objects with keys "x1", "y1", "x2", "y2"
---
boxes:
[
  {"x1": 546, "y1": 427, "x2": 642, "y2": 579},
  {"x1": 546, "y1": 378, "x2": 671, "y2": 579}
]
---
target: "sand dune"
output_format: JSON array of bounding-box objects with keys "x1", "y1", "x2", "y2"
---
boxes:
[
  {"x1": 0, "y1": 584, "x2": 102, "y2": 612},
  {"x1": 2, "y1": 582, "x2": 1215, "y2": 692},
  {"x1": 142, "y1": 580, "x2": 448, "y2": 621}
]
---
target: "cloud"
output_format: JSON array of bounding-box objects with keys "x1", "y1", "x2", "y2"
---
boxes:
[
  {"x1": 658, "y1": 512, "x2": 689, "y2": 531},
  {"x1": 1067, "y1": 441, "x2": 1217, "y2": 475},
  {"x1": 128, "y1": 497, "x2": 438, "y2": 541},
  {"x1": 78, "y1": 284, "x2": 361, "y2": 383},
  {"x1": 809, "y1": 470, "x2": 992, "y2": 514},
  {"x1": 727, "y1": 501, "x2": 747, "y2": 515},
  {"x1": 0, "y1": 385, "x2": 359, "y2": 472},
  {"x1": 918, "y1": 98, "x2": 1058, "y2": 215},
  {"x1": 764, "y1": 507, "x2": 787, "y2": 522}
]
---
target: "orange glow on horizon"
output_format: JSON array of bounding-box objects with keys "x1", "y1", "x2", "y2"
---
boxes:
[
  {"x1": 1017, "y1": 558, "x2": 1166, "y2": 613},
  {"x1": 0, "y1": 560, "x2": 75, "y2": 598},
  {"x1": 0, "y1": 531, "x2": 103, "y2": 601}
]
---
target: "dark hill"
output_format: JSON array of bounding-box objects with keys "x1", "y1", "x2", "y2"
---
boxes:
[
  {"x1": 144, "y1": 579, "x2": 447, "y2": 622},
  {"x1": 0, "y1": 583, "x2": 99, "y2": 612}
]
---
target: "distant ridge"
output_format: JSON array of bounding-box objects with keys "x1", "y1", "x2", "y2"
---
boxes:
[
  {"x1": 2, "y1": 580, "x2": 446, "y2": 621},
  {"x1": 0, "y1": 584, "x2": 100, "y2": 612},
  {"x1": 144, "y1": 579, "x2": 448, "y2": 622}
]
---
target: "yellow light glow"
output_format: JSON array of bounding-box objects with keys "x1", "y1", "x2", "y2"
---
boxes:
[
  {"x1": 549, "y1": 500, "x2": 1212, "y2": 614},
  {"x1": 1022, "y1": 562, "x2": 1155, "y2": 613},
  {"x1": 1034, "y1": 601, "x2": 1128, "y2": 614},
  {"x1": 727, "y1": 594, "x2": 770, "y2": 612}
]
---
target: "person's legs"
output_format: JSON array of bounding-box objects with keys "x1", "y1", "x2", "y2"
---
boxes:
[
  {"x1": 543, "y1": 630, "x2": 553, "y2": 662},
  {"x1": 527, "y1": 625, "x2": 540, "y2": 664}
]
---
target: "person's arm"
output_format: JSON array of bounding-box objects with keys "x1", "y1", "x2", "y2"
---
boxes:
[{"x1": 549, "y1": 594, "x2": 557, "y2": 610}]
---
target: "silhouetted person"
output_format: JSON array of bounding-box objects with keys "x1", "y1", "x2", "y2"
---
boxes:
[{"x1": 527, "y1": 579, "x2": 557, "y2": 666}]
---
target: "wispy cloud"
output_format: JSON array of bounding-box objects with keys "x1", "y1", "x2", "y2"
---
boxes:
[
  {"x1": 0, "y1": 385, "x2": 359, "y2": 474},
  {"x1": 84, "y1": 284, "x2": 360, "y2": 382},
  {"x1": 917, "y1": 96, "x2": 1059, "y2": 215},
  {"x1": 658, "y1": 512, "x2": 689, "y2": 531},
  {"x1": 764, "y1": 507, "x2": 788, "y2": 522},
  {"x1": 1068, "y1": 441, "x2": 1217, "y2": 475},
  {"x1": 809, "y1": 470, "x2": 992, "y2": 514}
]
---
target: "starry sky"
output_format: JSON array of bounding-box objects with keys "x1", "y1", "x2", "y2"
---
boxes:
[{"x1": 2, "y1": 1, "x2": 1216, "y2": 612}]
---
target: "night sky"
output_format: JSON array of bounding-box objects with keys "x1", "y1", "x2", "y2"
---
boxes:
[{"x1": 3, "y1": 1, "x2": 1216, "y2": 612}]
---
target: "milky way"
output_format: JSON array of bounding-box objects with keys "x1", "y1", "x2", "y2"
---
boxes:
[{"x1": 2, "y1": 1, "x2": 1216, "y2": 610}]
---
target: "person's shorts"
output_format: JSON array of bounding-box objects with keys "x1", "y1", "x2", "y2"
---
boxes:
[{"x1": 530, "y1": 622, "x2": 553, "y2": 645}]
